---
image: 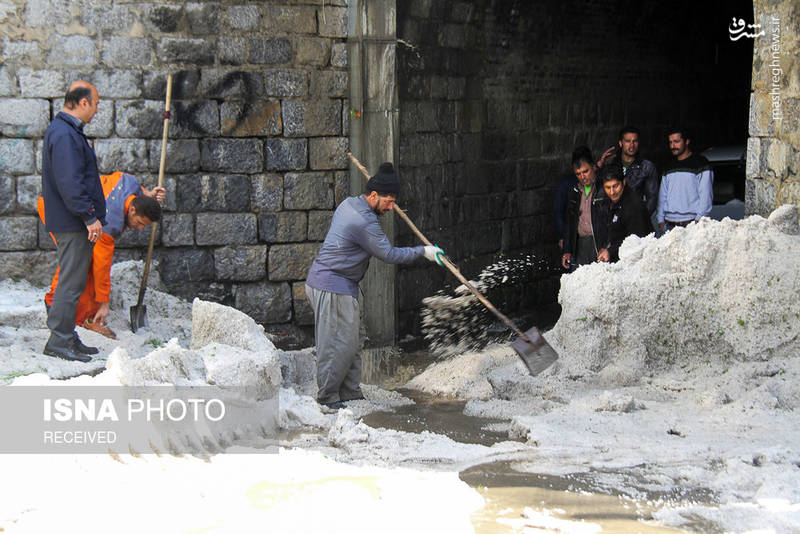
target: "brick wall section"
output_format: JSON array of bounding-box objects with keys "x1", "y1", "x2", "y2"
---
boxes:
[
  {"x1": 0, "y1": 0, "x2": 350, "y2": 343},
  {"x1": 394, "y1": 0, "x2": 751, "y2": 336},
  {"x1": 747, "y1": 0, "x2": 800, "y2": 215}
]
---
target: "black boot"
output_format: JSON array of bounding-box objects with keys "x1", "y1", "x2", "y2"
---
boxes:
[
  {"x1": 72, "y1": 333, "x2": 99, "y2": 355},
  {"x1": 44, "y1": 342, "x2": 92, "y2": 363}
]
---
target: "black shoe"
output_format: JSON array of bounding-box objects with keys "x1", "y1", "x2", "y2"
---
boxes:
[
  {"x1": 44, "y1": 298, "x2": 50, "y2": 313},
  {"x1": 323, "y1": 401, "x2": 347, "y2": 410},
  {"x1": 341, "y1": 395, "x2": 365, "y2": 402},
  {"x1": 73, "y1": 333, "x2": 99, "y2": 355},
  {"x1": 44, "y1": 343, "x2": 92, "y2": 363}
]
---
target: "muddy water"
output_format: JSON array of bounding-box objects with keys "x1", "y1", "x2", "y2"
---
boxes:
[{"x1": 360, "y1": 348, "x2": 696, "y2": 533}]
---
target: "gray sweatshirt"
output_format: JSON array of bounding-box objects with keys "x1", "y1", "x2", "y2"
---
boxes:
[{"x1": 306, "y1": 195, "x2": 424, "y2": 297}]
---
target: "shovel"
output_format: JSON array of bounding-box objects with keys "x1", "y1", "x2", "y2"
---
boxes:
[
  {"x1": 131, "y1": 74, "x2": 173, "y2": 332},
  {"x1": 346, "y1": 153, "x2": 558, "y2": 375}
]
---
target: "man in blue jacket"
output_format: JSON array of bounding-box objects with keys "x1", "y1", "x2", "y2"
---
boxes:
[
  {"x1": 305, "y1": 162, "x2": 444, "y2": 409},
  {"x1": 41, "y1": 80, "x2": 106, "y2": 363}
]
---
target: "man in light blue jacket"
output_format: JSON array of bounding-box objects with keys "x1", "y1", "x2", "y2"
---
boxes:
[
  {"x1": 657, "y1": 127, "x2": 714, "y2": 231},
  {"x1": 306, "y1": 162, "x2": 444, "y2": 409}
]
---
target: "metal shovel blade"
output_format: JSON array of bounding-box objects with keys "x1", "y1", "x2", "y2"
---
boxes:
[
  {"x1": 129, "y1": 304, "x2": 147, "y2": 333},
  {"x1": 510, "y1": 326, "x2": 558, "y2": 375}
]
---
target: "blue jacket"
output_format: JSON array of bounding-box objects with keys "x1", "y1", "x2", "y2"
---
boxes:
[
  {"x1": 306, "y1": 195, "x2": 424, "y2": 298},
  {"x1": 41, "y1": 111, "x2": 106, "y2": 232}
]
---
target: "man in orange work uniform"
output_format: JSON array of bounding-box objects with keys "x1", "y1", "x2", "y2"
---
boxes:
[{"x1": 38, "y1": 172, "x2": 165, "y2": 338}]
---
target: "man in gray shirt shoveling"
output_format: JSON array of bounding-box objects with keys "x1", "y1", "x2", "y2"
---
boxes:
[{"x1": 305, "y1": 162, "x2": 444, "y2": 410}]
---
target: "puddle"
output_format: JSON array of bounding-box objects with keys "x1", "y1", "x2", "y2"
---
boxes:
[
  {"x1": 361, "y1": 389, "x2": 519, "y2": 447},
  {"x1": 461, "y1": 461, "x2": 690, "y2": 533}
]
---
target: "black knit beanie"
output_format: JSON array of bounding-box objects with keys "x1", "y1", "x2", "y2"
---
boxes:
[{"x1": 366, "y1": 162, "x2": 400, "y2": 195}]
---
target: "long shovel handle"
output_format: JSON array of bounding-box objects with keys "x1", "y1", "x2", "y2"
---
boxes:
[
  {"x1": 135, "y1": 74, "x2": 173, "y2": 309},
  {"x1": 346, "y1": 152, "x2": 531, "y2": 343}
]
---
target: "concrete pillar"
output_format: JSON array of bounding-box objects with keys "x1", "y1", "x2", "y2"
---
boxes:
[{"x1": 348, "y1": 0, "x2": 399, "y2": 346}]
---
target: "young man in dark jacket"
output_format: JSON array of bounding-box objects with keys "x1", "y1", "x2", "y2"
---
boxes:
[
  {"x1": 596, "y1": 164, "x2": 651, "y2": 263},
  {"x1": 597, "y1": 125, "x2": 659, "y2": 222}
]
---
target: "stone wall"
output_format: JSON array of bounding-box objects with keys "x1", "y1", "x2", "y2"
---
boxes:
[
  {"x1": 394, "y1": 0, "x2": 752, "y2": 336},
  {"x1": 747, "y1": 0, "x2": 800, "y2": 215},
  {"x1": 0, "y1": 0, "x2": 350, "y2": 344}
]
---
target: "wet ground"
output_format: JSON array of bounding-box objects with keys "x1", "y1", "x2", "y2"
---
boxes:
[{"x1": 360, "y1": 346, "x2": 703, "y2": 533}]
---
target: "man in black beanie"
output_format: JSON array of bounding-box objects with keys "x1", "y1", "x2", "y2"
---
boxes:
[{"x1": 305, "y1": 162, "x2": 444, "y2": 409}]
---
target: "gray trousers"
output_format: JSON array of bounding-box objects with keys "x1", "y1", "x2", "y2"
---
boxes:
[
  {"x1": 305, "y1": 285, "x2": 364, "y2": 404},
  {"x1": 47, "y1": 231, "x2": 93, "y2": 350}
]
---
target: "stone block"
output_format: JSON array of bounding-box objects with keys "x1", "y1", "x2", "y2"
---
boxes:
[
  {"x1": 144, "y1": 70, "x2": 200, "y2": 100},
  {"x1": 307, "y1": 210, "x2": 334, "y2": 241},
  {"x1": 749, "y1": 92, "x2": 774, "y2": 137},
  {"x1": 2, "y1": 40, "x2": 41, "y2": 65},
  {"x1": 196, "y1": 213, "x2": 257, "y2": 246},
  {"x1": 331, "y1": 43, "x2": 347, "y2": 68},
  {"x1": 317, "y1": 6, "x2": 347, "y2": 37},
  {"x1": 176, "y1": 174, "x2": 250, "y2": 212},
  {"x1": 292, "y1": 283, "x2": 314, "y2": 326},
  {"x1": 258, "y1": 211, "x2": 307, "y2": 243},
  {"x1": 221, "y1": 101, "x2": 282, "y2": 137},
  {"x1": 249, "y1": 38, "x2": 292, "y2": 64},
  {"x1": 311, "y1": 71, "x2": 348, "y2": 98},
  {"x1": 158, "y1": 247, "x2": 215, "y2": 285},
  {"x1": 146, "y1": 4, "x2": 182, "y2": 33},
  {"x1": 0, "y1": 139, "x2": 34, "y2": 174},
  {"x1": 171, "y1": 101, "x2": 220, "y2": 138},
  {"x1": 219, "y1": 38, "x2": 247, "y2": 66},
  {"x1": 15, "y1": 175, "x2": 39, "y2": 214},
  {"x1": 81, "y1": 3, "x2": 135, "y2": 33},
  {"x1": 309, "y1": 137, "x2": 348, "y2": 170},
  {"x1": 161, "y1": 213, "x2": 194, "y2": 247},
  {"x1": 297, "y1": 37, "x2": 331, "y2": 66},
  {"x1": 284, "y1": 172, "x2": 334, "y2": 210},
  {"x1": 265, "y1": 138, "x2": 307, "y2": 171},
  {"x1": 201, "y1": 139, "x2": 263, "y2": 173},
  {"x1": 82, "y1": 101, "x2": 114, "y2": 138},
  {"x1": 215, "y1": 244, "x2": 267, "y2": 281},
  {"x1": 0, "y1": 250, "x2": 56, "y2": 285},
  {"x1": 282, "y1": 99, "x2": 341, "y2": 137},
  {"x1": 158, "y1": 38, "x2": 215, "y2": 65},
  {"x1": 186, "y1": 2, "x2": 220, "y2": 35},
  {"x1": 114, "y1": 224, "x2": 160, "y2": 248},
  {"x1": 227, "y1": 5, "x2": 259, "y2": 30},
  {"x1": 0, "y1": 67, "x2": 13, "y2": 96},
  {"x1": 148, "y1": 139, "x2": 201, "y2": 173},
  {"x1": 262, "y1": 6, "x2": 317, "y2": 34},
  {"x1": 745, "y1": 178, "x2": 776, "y2": 216},
  {"x1": 746, "y1": 137, "x2": 761, "y2": 179},
  {"x1": 334, "y1": 170, "x2": 349, "y2": 206},
  {"x1": 0, "y1": 216, "x2": 37, "y2": 250},
  {"x1": 0, "y1": 98, "x2": 48, "y2": 137},
  {"x1": 765, "y1": 138, "x2": 790, "y2": 179},
  {"x1": 199, "y1": 69, "x2": 265, "y2": 99},
  {"x1": 92, "y1": 70, "x2": 141, "y2": 98},
  {"x1": 268, "y1": 243, "x2": 320, "y2": 281},
  {"x1": 94, "y1": 139, "x2": 148, "y2": 173},
  {"x1": 101, "y1": 37, "x2": 152, "y2": 68},
  {"x1": 25, "y1": 0, "x2": 70, "y2": 26},
  {"x1": 116, "y1": 100, "x2": 164, "y2": 138},
  {"x1": 265, "y1": 69, "x2": 308, "y2": 97},
  {"x1": 251, "y1": 174, "x2": 283, "y2": 213},
  {"x1": 0, "y1": 176, "x2": 14, "y2": 214},
  {"x1": 18, "y1": 69, "x2": 64, "y2": 98},
  {"x1": 47, "y1": 35, "x2": 96, "y2": 67},
  {"x1": 234, "y1": 281, "x2": 292, "y2": 324}
]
